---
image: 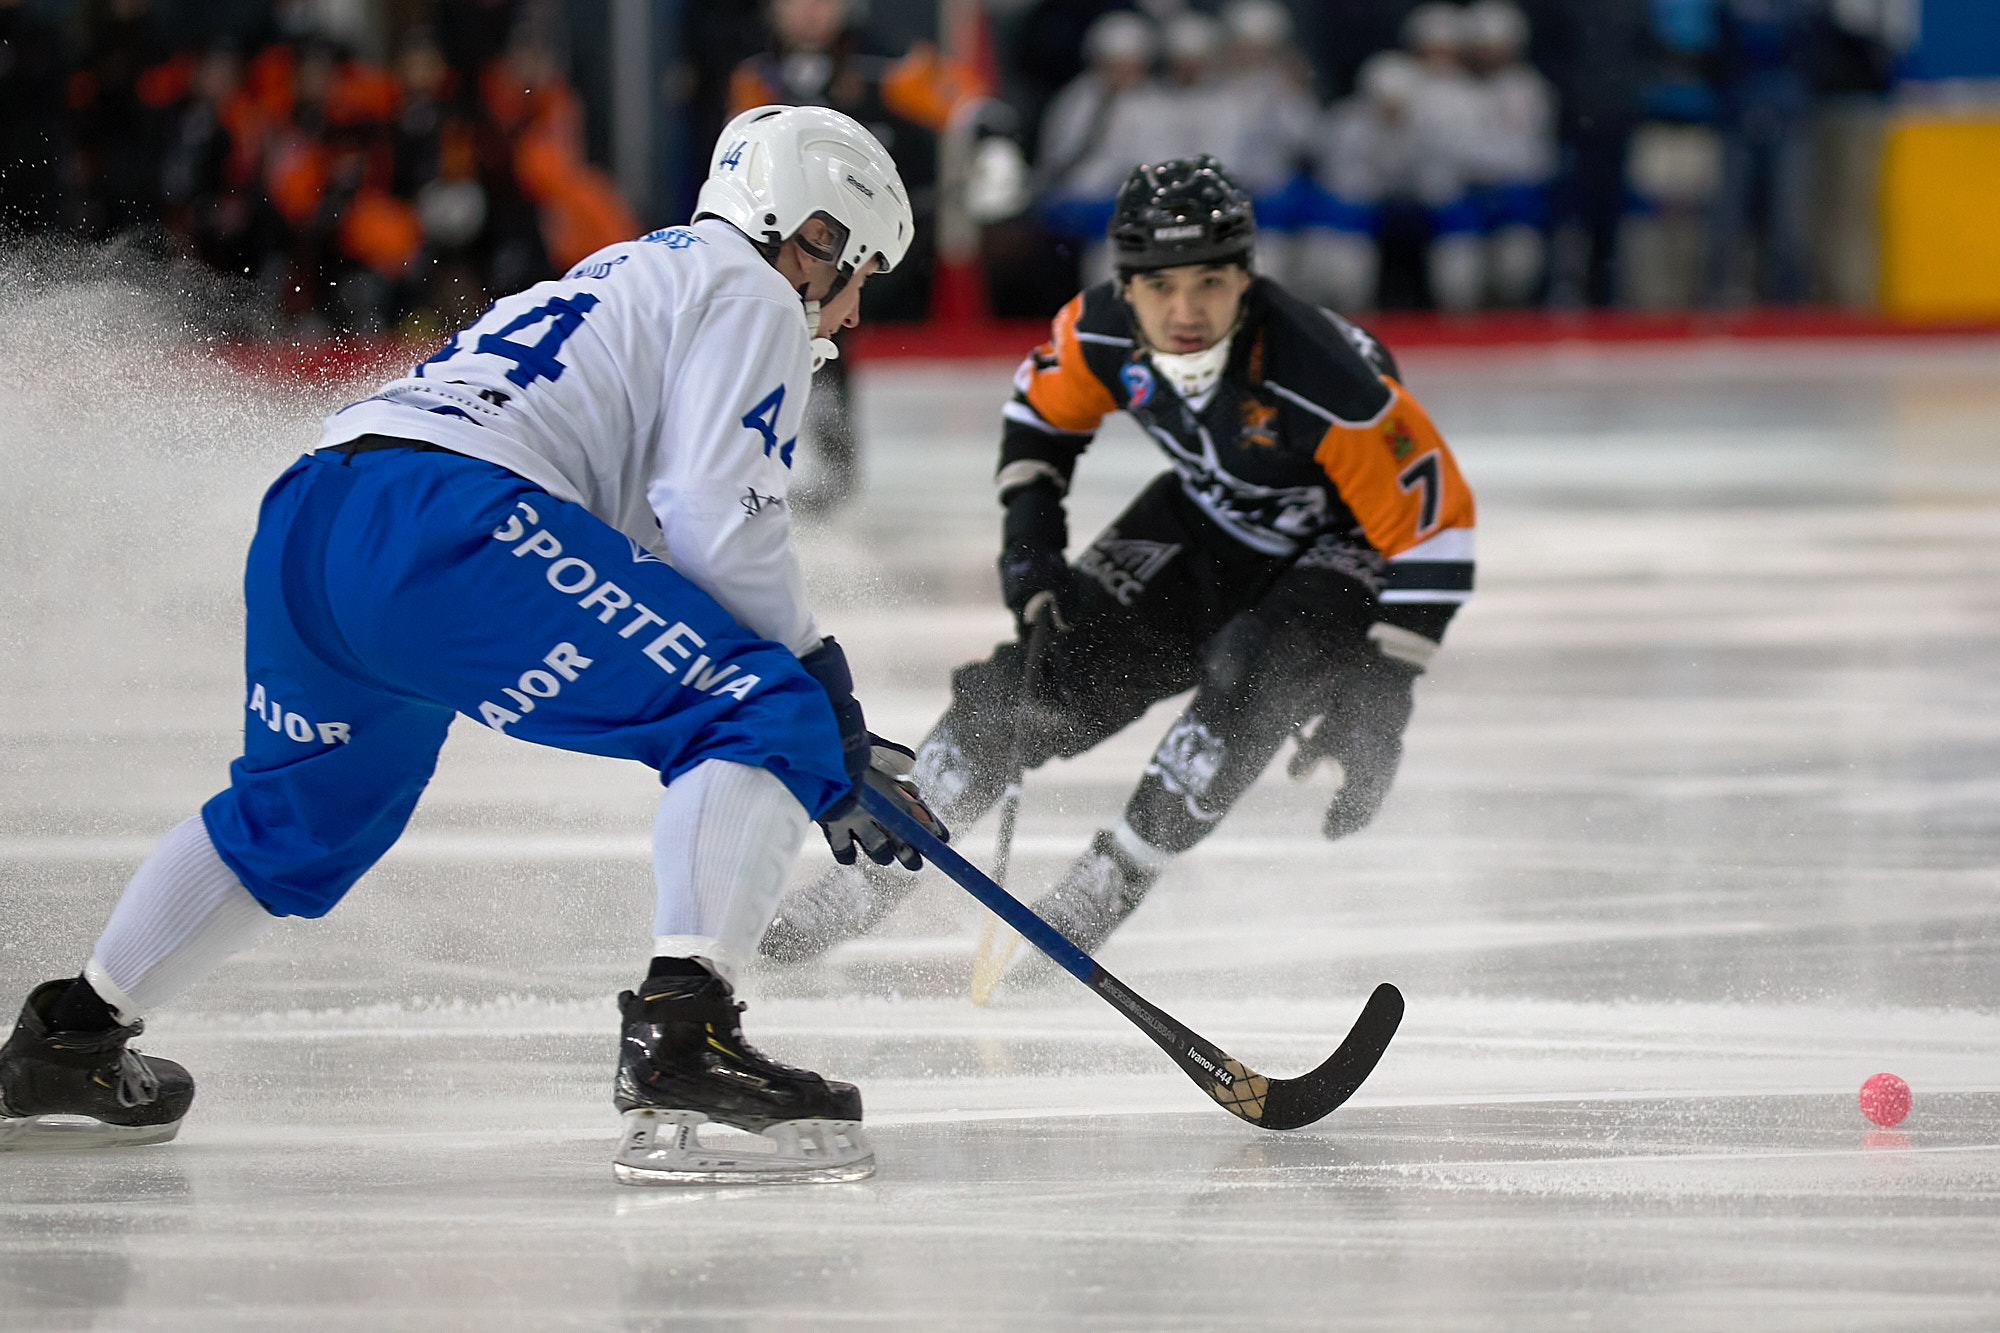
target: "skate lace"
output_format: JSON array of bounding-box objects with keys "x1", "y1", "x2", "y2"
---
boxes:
[
  {"x1": 111, "y1": 1049, "x2": 160, "y2": 1109},
  {"x1": 715, "y1": 1002, "x2": 812, "y2": 1079}
]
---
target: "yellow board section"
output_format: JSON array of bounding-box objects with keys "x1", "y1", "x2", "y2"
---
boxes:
[{"x1": 1881, "y1": 114, "x2": 2000, "y2": 320}]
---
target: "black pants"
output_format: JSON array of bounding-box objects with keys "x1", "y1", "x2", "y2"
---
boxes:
[{"x1": 914, "y1": 473, "x2": 1355, "y2": 854}]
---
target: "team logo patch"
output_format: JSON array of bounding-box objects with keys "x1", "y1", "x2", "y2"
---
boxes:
[
  {"x1": 1078, "y1": 533, "x2": 1180, "y2": 607},
  {"x1": 1120, "y1": 361, "x2": 1155, "y2": 407},
  {"x1": 1239, "y1": 397, "x2": 1278, "y2": 449},
  {"x1": 1147, "y1": 715, "x2": 1227, "y2": 817},
  {"x1": 639, "y1": 227, "x2": 706, "y2": 249}
]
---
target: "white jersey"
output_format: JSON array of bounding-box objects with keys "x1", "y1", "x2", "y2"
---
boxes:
[{"x1": 321, "y1": 219, "x2": 822, "y2": 656}]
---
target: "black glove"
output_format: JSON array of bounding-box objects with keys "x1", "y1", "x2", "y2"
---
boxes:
[
  {"x1": 997, "y1": 478, "x2": 1074, "y2": 631},
  {"x1": 798, "y1": 635, "x2": 871, "y2": 789},
  {"x1": 817, "y1": 737, "x2": 952, "y2": 869},
  {"x1": 1288, "y1": 646, "x2": 1422, "y2": 840}
]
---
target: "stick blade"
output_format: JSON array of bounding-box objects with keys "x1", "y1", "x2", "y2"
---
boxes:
[{"x1": 1254, "y1": 983, "x2": 1404, "y2": 1131}]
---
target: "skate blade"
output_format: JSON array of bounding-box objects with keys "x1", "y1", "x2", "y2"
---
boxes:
[
  {"x1": 612, "y1": 1109, "x2": 874, "y2": 1186},
  {"x1": 0, "y1": 1114, "x2": 182, "y2": 1153}
]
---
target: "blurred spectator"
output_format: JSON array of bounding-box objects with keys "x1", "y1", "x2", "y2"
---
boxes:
[
  {"x1": 1038, "y1": 10, "x2": 1261, "y2": 285},
  {"x1": 1037, "y1": 10, "x2": 1166, "y2": 284},
  {"x1": 1462, "y1": 0, "x2": 1556, "y2": 305},
  {"x1": 1403, "y1": 3, "x2": 1486, "y2": 310},
  {"x1": 727, "y1": 0, "x2": 984, "y2": 506},
  {"x1": 1216, "y1": 0, "x2": 1319, "y2": 282},
  {"x1": 72, "y1": 0, "x2": 169, "y2": 240},
  {"x1": 489, "y1": 30, "x2": 636, "y2": 277},
  {"x1": 730, "y1": 0, "x2": 983, "y2": 319},
  {"x1": 1809, "y1": 0, "x2": 1906, "y2": 307},
  {"x1": 1156, "y1": 11, "x2": 1237, "y2": 159},
  {"x1": 1537, "y1": 0, "x2": 1655, "y2": 307},
  {"x1": 1299, "y1": 9, "x2": 1483, "y2": 314},
  {"x1": 156, "y1": 47, "x2": 266, "y2": 280},
  {"x1": 0, "y1": 0, "x2": 74, "y2": 235},
  {"x1": 392, "y1": 33, "x2": 488, "y2": 334},
  {"x1": 1004, "y1": 0, "x2": 1133, "y2": 159},
  {"x1": 1704, "y1": 0, "x2": 1819, "y2": 306}
]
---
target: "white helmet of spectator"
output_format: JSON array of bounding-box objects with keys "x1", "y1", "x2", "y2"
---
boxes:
[
  {"x1": 1403, "y1": 2, "x2": 1466, "y2": 55},
  {"x1": 1463, "y1": 0, "x2": 1529, "y2": 57},
  {"x1": 1224, "y1": 0, "x2": 1293, "y2": 51},
  {"x1": 695, "y1": 104, "x2": 913, "y2": 278},
  {"x1": 1085, "y1": 11, "x2": 1158, "y2": 68},
  {"x1": 1162, "y1": 12, "x2": 1224, "y2": 68},
  {"x1": 1358, "y1": 50, "x2": 1424, "y2": 108}
]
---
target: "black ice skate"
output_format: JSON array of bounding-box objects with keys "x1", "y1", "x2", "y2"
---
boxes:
[
  {"x1": 0, "y1": 980, "x2": 195, "y2": 1152},
  {"x1": 611, "y1": 965, "x2": 873, "y2": 1185},
  {"x1": 760, "y1": 861, "x2": 919, "y2": 963}
]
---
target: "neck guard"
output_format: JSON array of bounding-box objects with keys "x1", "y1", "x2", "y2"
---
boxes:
[{"x1": 1150, "y1": 333, "x2": 1233, "y2": 403}]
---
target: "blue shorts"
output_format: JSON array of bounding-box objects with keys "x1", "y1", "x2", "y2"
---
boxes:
[{"x1": 201, "y1": 445, "x2": 849, "y2": 918}]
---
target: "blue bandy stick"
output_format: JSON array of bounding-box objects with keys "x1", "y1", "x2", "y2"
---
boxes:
[{"x1": 860, "y1": 785, "x2": 1405, "y2": 1130}]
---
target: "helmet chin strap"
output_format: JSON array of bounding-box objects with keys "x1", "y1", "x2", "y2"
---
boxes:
[
  {"x1": 802, "y1": 297, "x2": 840, "y2": 372},
  {"x1": 793, "y1": 225, "x2": 858, "y2": 373}
]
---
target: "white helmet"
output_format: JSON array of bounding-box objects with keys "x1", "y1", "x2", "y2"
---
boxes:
[{"x1": 695, "y1": 104, "x2": 913, "y2": 278}]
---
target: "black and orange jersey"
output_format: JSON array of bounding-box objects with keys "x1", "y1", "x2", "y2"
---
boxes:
[{"x1": 999, "y1": 278, "x2": 1475, "y2": 640}]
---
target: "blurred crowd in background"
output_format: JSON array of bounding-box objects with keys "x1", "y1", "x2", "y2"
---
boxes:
[
  {"x1": 955, "y1": 0, "x2": 1912, "y2": 315},
  {"x1": 0, "y1": 0, "x2": 1929, "y2": 333},
  {"x1": 0, "y1": 0, "x2": 637, "y2": 337}
]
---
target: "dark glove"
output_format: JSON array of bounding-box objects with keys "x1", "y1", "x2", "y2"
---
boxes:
[
  {"x1": 798, "y1": 635, "x2": 871, "y2": 788},
  {"x1": 1288, "y1": 646, "x2": 1422, "y2": 840},
  {"x1": 817, "y1": 737, "x2": 952, "y2": 869},
  {"x1": 997, "y1": 478, "x2": 1074, "y2": 631}
]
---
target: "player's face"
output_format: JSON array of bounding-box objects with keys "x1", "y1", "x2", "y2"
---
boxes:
[
  {"x1": 813, "y1": 255, "x2": 879, "y2": 332},
  {"x1": 1124, "y1": 263, "x2": 1253, "y2": 355}
]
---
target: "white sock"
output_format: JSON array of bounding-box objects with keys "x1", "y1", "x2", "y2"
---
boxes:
[
  {"x1": 84, "y1": 817, "x2": 273, "y2": 1021},
  {"x1": 651, "y1": 760, "x2": 809, "y2": 987}
]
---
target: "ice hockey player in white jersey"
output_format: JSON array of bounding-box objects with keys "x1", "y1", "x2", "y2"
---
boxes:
[{"x1": 0, "y1": 105, "x2": 945, "y2": 1186}]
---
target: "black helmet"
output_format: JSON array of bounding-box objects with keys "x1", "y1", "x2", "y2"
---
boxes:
[{"x1": 1108, "y1": 156, "x2": 1255, "y2": 278}]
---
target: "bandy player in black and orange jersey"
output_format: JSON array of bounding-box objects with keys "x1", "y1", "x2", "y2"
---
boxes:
[{"x1": 765, "y1": 156, "x2": 1474, "y2": 965}]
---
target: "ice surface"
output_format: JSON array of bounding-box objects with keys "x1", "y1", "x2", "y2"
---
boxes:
[{"x1": 4, "y1": 298, "x2": 2000, "y2": 1330}]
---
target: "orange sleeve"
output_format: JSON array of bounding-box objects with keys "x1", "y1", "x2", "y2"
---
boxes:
[
  {"x1": 1312, "y1": 380, "x2": 1475, "y2": 558},
  {"x1": 136, "y1": 53, "x2": 194, "y2": 108},
  {"x1": 879, "y1": 41, "x2": 987, "y2": 132},
  {"x1": 728, "y1": 65, "x2": 778, "y2": 118},
  {"x1": 1018, "y1": 296, "x2": 1117, "y2": 433}
]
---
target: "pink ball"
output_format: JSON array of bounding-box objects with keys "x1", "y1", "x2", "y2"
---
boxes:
[{"x1": 1858, "y1": 1072, "x2": 1911, "y2": 1127}]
